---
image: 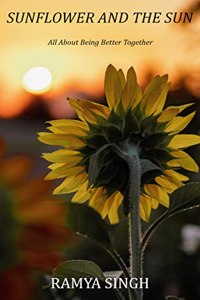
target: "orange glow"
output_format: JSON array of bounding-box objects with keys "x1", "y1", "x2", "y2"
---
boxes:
[
  {"x1": 0, "y1": 0, "x2": 199, "y2": 118},
  {"x1": 0, "y1": 91, "x2": 31, "y2": 118}
]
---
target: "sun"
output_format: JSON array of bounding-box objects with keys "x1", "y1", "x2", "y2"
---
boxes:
[{"x1": 23, "y1": 66, "x2": 52, "y2": 94}]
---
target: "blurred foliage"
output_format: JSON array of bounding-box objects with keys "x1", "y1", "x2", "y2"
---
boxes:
[{"x1": 0, "y1": 138, "x2": 71, "y2": 300}]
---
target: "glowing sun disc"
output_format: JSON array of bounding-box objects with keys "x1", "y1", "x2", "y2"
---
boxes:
[{"x1": 23, "y1": 66, "x2": 52, "y2": 94}]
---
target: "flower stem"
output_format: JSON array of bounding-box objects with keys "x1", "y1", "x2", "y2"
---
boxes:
[
  {"x1": 111, "y1": 145, "x2": 143, "y2": 300},
  {"x1": 127, "y1": 155, "x2": 142, "y2": 300},
  {"x1": 109, "y1": 249, "x2": 137, "y2": 300}
]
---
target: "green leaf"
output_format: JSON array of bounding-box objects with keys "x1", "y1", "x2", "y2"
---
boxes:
[
  {"x1": 66, "y1": 202, "x2": 113, "y2": 249},
  {"x1": 53, "y1": 260, "x2": 105, "y2": 281},
  {"x1": 141, "y1": 183, "x2": 200, "y2": 251},
  {"x1": 168, "y1": 182, "x2": 200, "y2": 214}
]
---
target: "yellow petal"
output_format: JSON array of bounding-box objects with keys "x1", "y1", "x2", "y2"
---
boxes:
[
  {"x1": 164, "y1": 174, "x2": 184, "y2": 188},
  {"x1": 42, "y1": 149, "x2": 82, "y2": 163},
  {"x1": 118, "y1": 69, "x2": 126, "y2": 87},
  {"x1": 104, "y1": 64, "x2": 123, "y2": 109},
  {"x1": 144, "y1": 184, "x2": 169, "y2": 207},
  {"x1": 38, "y1": 133, "x2": 85, "y2": 149},
  {"x1": 121, "y1": 67, "x2": 142, "y2": 110},
  {"x1": 98, "y1": 194, "x2": 114, "y2": 220},
  {"x1": 165, "y1": 112, "x2": 195, "y2": 133},
  {"x1": 170, "y1": 150, "x2": 189, "y2": 158},
  {"x1": 152, "y1": 82, "x2": 170, "y2": 115},
  {"x1": 104, "y1": 193, "x2": 117, "y2": 213},
  {"x1": 169, "y1": 150, "x2": 199, "y2": 172},
  {"x1": 69, "y1": 98, "x2": 110, "y2": 123},
  {"x1": 151, "y1": 197, "x2": 159, "y2": 209},
  {"x1": 164, "y1": 169, "x2": 189, "y2": 182},
  {"x1": 72, "y1": 181, "x2": 91, "y2": 203},
  {"x1": 45, "y1": 165, "x2": 83, "y2": 180},
  {"x1": 53, "y1": 172, "x2": 87, "y2": 194},
  {"x1": 48, "y1": 163, "x2": 65, "y2": 170},
  {"x1": 140, "y1": 202, "x2": 148, "y2": 222},
  {"x1": 141, "y1": 75, "x2": 169, "y2": 115},
  {"x1": 156, "y1": 171, "x2": 184, "y2": 193},
  {"x1": 89, "y1": 188, "x2": 109, "y2": 218},
  {"x1": 140, "y1": 194, "x2": 151, "y2": 221},
  {"x1": 155, "y1": 175, "x2": 178, "y2": 193},
  {"x1": 89, "y1": 187, "x2": 106, "y2": 207},
  {"x1": 166, "y1": 160, "x2": 181, "y2": 168},
  {"x1": 98, "y1": 192, "x2": 122, "y2": 220},
  {"x1": 98, "y1": 200, "x2": 109, "y2": 219},
  {"x1": 107, "y1": 192, "x2": 123, "y2": 224},
  {"x1": 158, "y1": 103, "x2": 194, "y2": 122},
  {"x1": 47, "y1": 119, "x2": 88, "y2": 136},
  {"x1": 100, "y1": 191, "x2": 123, "y2": 220},
  {"x1": 168, "y1": 134, "x2": 200, "y2": 149},
  {"x1": 167, "y1": 156, "x2": 199, "y2": 172},
  {"x1": 47, "y1": 126, "x2": 63, "y2": 133}
]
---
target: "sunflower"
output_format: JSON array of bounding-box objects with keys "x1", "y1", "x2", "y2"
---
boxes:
[
  {"x1": 39, "y1": 65, "x2": 200, "y2": 224},
  {"x1": 0, "y1": 138, "x2": 70, "y2": 300}
]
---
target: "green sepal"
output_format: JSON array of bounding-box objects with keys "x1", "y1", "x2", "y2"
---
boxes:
[
  {"x1": 86, "y1": 121, "x2": 101, "y2": 134},
  {"x1": 140, "y1": 159, "x2": 162, "y2": 185},
  {"x1": 94, "y1": 114, "x2": 107, "y2": 125},
  {"x1": 107, "y1": 109, "x2": 123, "y2": 129},
  {"x1": 88, "y1": 144, "x2": 113, "y2": 187},
  {"x1": 106, "y1": 166, "x2": 127, "y2": 197},
  {"x1": 140, "y1": 159, "x2": 161, "y2": 176},
  {"x1": 88, "y1": 143, "x2": 128, "y2": 195},
  {"x1": 123, "y1": 109, "x2": 140, "y2": 136},
  {"x1": 145, "y1": 148, "x2": 173, "y2": 165},
  {"x1": 86, "y1": 133, "x2": 108, "y2": 149},
  {"x1": 140, "y1": 132, "x2": 169, "y2": 150},
  {"x1": 115, "y1": 101, "x2": 125, "y2": 118},
  {"x1": 140, "y1": 115, "x2": 158, "y2": 135},
  {"x1": 102, "y1": 123, "x2": 122, "y2": 142},
  {"x1": 90, "y1": 161, "x2": 117, "y2": 187}
]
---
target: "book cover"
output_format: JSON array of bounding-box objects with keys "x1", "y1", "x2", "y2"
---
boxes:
[{"x1": 0, "y1": 1, "x2": 200, "y2": 300}]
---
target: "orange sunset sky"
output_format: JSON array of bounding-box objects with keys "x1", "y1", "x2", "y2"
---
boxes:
[{"x1": 0, "y1": 0, "x2": 199, "y2": 117}]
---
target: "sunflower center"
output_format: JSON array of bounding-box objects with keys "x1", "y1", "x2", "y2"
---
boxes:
[{"x1": 80, "y1": 107, "x2": 173, "y2": 196}]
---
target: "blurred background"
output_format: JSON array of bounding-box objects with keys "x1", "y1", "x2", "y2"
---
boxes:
[{"x1": 0, "y1": 0, "x2": 200, "y2": 299}]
